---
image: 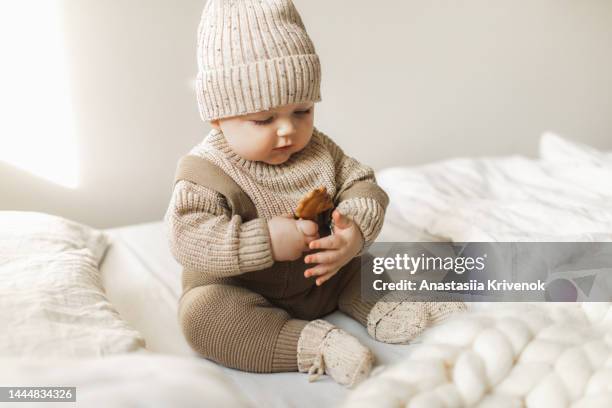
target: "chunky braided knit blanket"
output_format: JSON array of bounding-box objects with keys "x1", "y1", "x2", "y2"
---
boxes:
[{"x1": 345, "y1": 302, "x2": 612, "y2": 407}]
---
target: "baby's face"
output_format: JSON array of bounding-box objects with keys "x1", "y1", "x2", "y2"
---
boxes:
[{"x1": 210, "y1": 102, "x2": 315, "y2": 165}]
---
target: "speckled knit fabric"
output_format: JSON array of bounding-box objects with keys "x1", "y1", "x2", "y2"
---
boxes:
[
  {"x1": 165, "y1": 126, "x2": 388, "y2": 278},
  {"x1": 178, "y1": 282, "x2": 309, "y2": 372},
  {"x1": 173, "y1": 0, "x2": 389, "y2": 380},
  {"x1": 297, "y1": 319, "x2": 374, "y2": 387},
  {"x1": 166, "y1": 127, "x2": 388, "y2": 375},
  {"x1": 177, "y1": 255, "x2": 378, "y2": 375},
  {"x1": 195, "y1": 0, "x2": 321, "y2": 121}
]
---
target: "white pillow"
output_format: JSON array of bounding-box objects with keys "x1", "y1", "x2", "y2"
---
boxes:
[
  {"x1": 0, "y1": 211, "x2": 109, "y2": 262},
  {"x1": 0, "y1": 211, "x2": 145, "y2": 358}
]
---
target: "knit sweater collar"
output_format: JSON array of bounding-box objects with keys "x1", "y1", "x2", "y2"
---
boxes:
[{"x1": 204, "y1": 128, "x2": 321, "y2": 178}]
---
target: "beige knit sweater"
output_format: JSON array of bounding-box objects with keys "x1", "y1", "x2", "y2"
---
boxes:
[{"x1": 164, "y1": 127, "x2": 387, "y2": 278}]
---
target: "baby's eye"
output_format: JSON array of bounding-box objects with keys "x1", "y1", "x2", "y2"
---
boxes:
[
  {"x1": 294, "y1": 109, "x2": 311, "y2": 115},
  {"x1": 252, "y1": 117, "x2": 274, "y2": 126}
]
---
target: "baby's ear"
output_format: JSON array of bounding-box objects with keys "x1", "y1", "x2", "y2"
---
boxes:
[{"x1": 210, "y1": 120, "x2": 220, "y2": 130}]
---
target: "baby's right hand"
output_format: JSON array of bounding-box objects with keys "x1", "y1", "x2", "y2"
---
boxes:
[{"x1": 267, "y1": 215, "x2": 320, "y2": 262}]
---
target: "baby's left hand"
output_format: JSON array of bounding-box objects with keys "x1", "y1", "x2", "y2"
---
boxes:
[{"x1": 304, "y1": 209, "x2": 364, "y2": 286}]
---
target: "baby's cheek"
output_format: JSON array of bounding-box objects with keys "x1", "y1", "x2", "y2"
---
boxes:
[
  {"x1": 255, "y1": 137, "x2": 277, "y2": 154},
  {"x1": 238, "y1": 141, "x2": 271, "y2": 161}
]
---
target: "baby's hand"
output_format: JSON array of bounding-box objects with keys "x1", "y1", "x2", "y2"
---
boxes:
[
  {"x1": 304, "y1": 210, "x2": 364, "y2": 286},
  {"x1": 268, "y1": 215, "x2": 320, "y2": 262}
]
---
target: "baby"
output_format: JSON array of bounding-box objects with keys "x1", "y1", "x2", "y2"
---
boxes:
[{"x1": 165, "y1": 0, "x2": 465, "y2": 387}]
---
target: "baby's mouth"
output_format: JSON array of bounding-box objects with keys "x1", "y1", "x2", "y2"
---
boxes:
[{"x1": 273, "y1": 145, "x2": 292, "y2": 151}]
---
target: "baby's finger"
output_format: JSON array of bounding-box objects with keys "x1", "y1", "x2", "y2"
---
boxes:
[
  {"x1": 305, "y1": 249, "x2": 340, "y2": 265},
  {"x1": 304, "y1": 263, "x2": 330, "y2": 278},
  {"x1": 332, "y1": 210, "x2": 352, "y2": 230},
  {"x1": 303, "y1": 233, "x2": 320, "y2": 249},
  {"x1": 309, "y1": 234, "x2": 340, "y2": 250},
  {"x1": 296, "y1": 219, "x2": 319, "y2": 236}
]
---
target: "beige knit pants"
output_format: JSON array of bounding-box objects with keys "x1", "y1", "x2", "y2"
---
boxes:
[{"x1": 178, "y1": 256, "x2": 378, "y2": 373}]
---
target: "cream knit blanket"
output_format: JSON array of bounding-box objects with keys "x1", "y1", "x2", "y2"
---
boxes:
[{"x1": 345, "y1": 302, "x2": 612, "y2": 407}]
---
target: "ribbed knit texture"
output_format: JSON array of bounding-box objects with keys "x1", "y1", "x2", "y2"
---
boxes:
[
  {"x1": 426, "y1": 302, "x2": 467, "y2": 324},
  {"x1": 165, "y1": 127, "x2": 387, "y2": 278},
  {"x1": 337, "y1": 266, "x2": 379, "y2": 327},
  {"x1": 296, "y1": 320, "x2": 336, "y2": 373},
  {"x1": 179, "y1": 283, "x2": 290, "y2": 372},
  {"x1": 196, "y1": 0, "x2": 321, "y2": 121},
  {"x1": 367, "y1": 300, "x2": 429, "y2": 344},
  {"x1": 364, "y1": 295, "x2": 466, "y2": 345},
  {"x1": 297, "y1": 319, "x2": 374, "y2": 387},
  {"x1": 177, "y1": 258, "x2": 377, "y2": 374},
  {"x1": 272, "y1": 319, "x2": 308, "y2": 371}
]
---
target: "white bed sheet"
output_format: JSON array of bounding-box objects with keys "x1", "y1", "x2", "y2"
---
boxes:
[
  {"x1": 1, "y1": 351, "x2": 253, "y2": 408},
  {"x1": 92, "y1": 132, "x2": 612, "y2": 407},
  {"x1": 100, "y1": 204, "x2": 426, "y2": 408}
]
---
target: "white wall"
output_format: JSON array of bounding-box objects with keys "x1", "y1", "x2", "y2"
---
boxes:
[{"x1": 1, "y1": 0, "x2": 611, "y2": 228}]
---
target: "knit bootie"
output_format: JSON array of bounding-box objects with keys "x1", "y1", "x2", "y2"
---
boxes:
[
  {"x1": 426, "y1": 301, "x2": 467, "y2": 325},
  {"x1": 297, "y1": 319, "x2": 374, "y2": 388},
  {"x1": 367, "y1": 295, "x2": 466, "y2": 344}
]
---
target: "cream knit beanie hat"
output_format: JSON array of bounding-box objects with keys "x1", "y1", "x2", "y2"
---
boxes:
[{"x1": 196, "y1": 0, "x2": 321, "y2": 122}]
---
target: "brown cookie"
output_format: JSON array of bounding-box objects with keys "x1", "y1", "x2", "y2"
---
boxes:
[{"x1": 295, "y1": 186, "x2": 333, "y2": 220}]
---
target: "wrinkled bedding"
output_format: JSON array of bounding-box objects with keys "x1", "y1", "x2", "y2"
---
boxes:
[
  {"x1": 343, "y1": 133, "x2": 612, "y2": 407},
  {"x1": 0, "y1": 212, "x2": 251, "y2": 408},
  {"x1": 3, "y1": 132, "x2": 610, "y2": 408}
]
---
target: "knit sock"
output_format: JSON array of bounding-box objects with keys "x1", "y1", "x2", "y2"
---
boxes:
[
  {"x1": 297, "y1": 319, "x2": 374, "y2": 388},
  {"x1": 366, "y1": 299, "x2": 429, "y2": 344},
  {"x1": 366, "y1": 295, "x2": 466, "y2": 344},
  {"x1": 426, "y1": 302, "x2": 467, "y2": 324}
]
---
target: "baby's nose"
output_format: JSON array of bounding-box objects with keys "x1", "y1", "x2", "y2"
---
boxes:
[{"x1": 277, "y1": 120, "x2": 296, "y2": 137}]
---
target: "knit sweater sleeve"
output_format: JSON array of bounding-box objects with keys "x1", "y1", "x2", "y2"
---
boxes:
[
  {"x1": 164, "y1": 180, "x2": 274, "y2": 277},
  {"x1": 317, "y1": 131, "x2": 389, "y2": 254}
]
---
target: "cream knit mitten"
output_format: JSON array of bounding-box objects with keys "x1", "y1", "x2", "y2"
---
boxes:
[
  {"x1": 297, "y1": 320, "x2": 374, "y2": 388},
  {"x1": 367, "y1": 295, "x2": 466, "y2": 344}
]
